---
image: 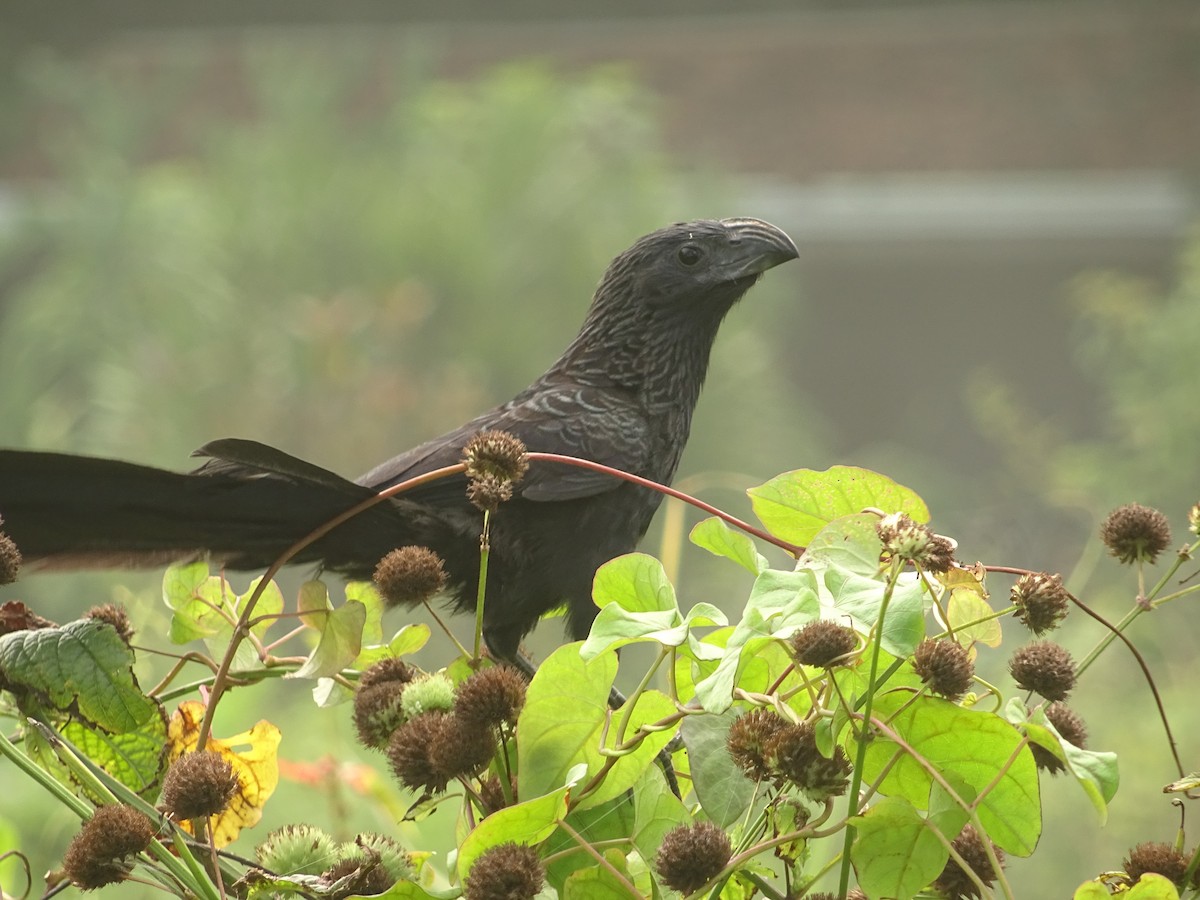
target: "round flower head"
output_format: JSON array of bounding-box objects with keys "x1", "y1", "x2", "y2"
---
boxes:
[
  {"x1": 1100, "y1": 503, "x2": 1171, "y2": 565},
  {"x1": 655, "y1": 822, "x2": 731, "y2": 895}
]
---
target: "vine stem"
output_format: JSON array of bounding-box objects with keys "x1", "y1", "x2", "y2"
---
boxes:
[
  {"x1": 525, "y1": 452, "x2": 802, "y2": 556},
  {"x1": 855, "y1": 713, "x2": 1016, "y2": 900},
  {"x1": 615, "y1": 646, "x2": 669, "y2": 744},
  {"x1": 988, "y1": 560, "x2": 1187, "y2": 778},
  {"x1": 837, "y1": 557, "x2": 900, "y2": 899},
  {"x1": 196, "y1": 449, "x2": 795, "y2": 750},
  {"x1": 555, "y1": 818, "x2": 642, "y2": 898},
  {"x1": 473, "y1": 508, "x2": 492, "y2": 664},
  {"x1": 195, "y1": 462, "x2": 466, "y2": 753}
]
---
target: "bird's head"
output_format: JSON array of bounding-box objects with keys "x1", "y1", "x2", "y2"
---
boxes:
[{"x1": 599, "y1": 217, "x2": 798, "y2": 316}]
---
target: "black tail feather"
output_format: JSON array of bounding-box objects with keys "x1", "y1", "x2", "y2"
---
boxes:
[{"x1": 0, "y1": 446, "x2": 445, "y2": 579}]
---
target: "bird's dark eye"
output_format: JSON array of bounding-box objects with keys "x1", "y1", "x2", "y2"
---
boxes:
[{"x1": 677, "y1": 244, "x2": 704, "y2": 266}]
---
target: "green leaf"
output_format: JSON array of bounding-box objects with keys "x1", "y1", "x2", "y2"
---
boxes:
[
  {"x1": 926, "y1": 775, "x2": 975, "y2": 844},
  {"x1": 456, "y1": 782, "x2": 571, "y2": 879},
  {"x1": 163, "y1": 566, "x2": 284, "y2": 670},
  {"x1": 581, "y1": 607, "x2": 686, "y2": 658},
  {"x1": 1072, "y1": 882, "x2": 1112, "y2": 900},
  {"x1": 690, "y1": 517, "x2": 768, "y2": 574},
  {"x1": 353, "y1": 624, "x2": 432, "y2": 670},
  {"x1": 630, "y1": 765, "x2": 689, "y2": 864},
  {"x1": 0, "y1": 618, "x2": 159, "y2": 733},
  {"x1": 748, "y1": 466, "x2": 929, "y2": 546},
  {"x1": 579, "y1": 689, "x2": 677, "y2": 810},
  {"x1": 297, "y1": 580, "x2": 331, "y2": 629},
  {"x1": 61, "y1": 706, "x2": 170, "y2": 799},
  {"x1": 164, "y1": 562, "x2": 232, "y2": 644},
  {"x1": 1072, "y1": 875, "x2": 1181, "y2": 900},
  {"x1": 823, "y1": 567, "x2": 927, "y2": 658},
  {"x1": 1020, "y1": 704, "x2": 1118, "y2": 823},
  {"x1": 802, "y1": 513, "x2": 884, "y2": 576},
  {"x1": 517, "y1": 644, "x2": 675, "y2": 811},
  {"x1": 389, "y1": 623, "x2": 432, "y2": 657},
  {"x1": 592, "y1": 552, "x2": 678, "y2": 612},
  {"x1": 582, "y1": 554, "x2": 723, "y2": 658},
  {"x1": 544, "y1": 796, "x2": 635, "y2": 892},
  {"x1": 1126, "y1": 874, "x2": 1182, "y2": 900},
  {"x1": 563, "y1": 851, "x2": 635, "y2": 900},
  {"x1": 851, "y1": 796, "x2": 947, "y2": 900},
  {"x1": 860, "y1": 693, "x2": 1041, "y2": 856},
  {"x1": 289, "y1": 601, "x2": 366, "y2": 680},
  {"x1": 345, "y1": 581, "x2": 385, "y2": 646},
  {"x1": 693, "y1": 569, "x2": 820, "y2": 712},
  {"x1": 517, "y1": 643, "x2": 615, "y2": 801},
  {"x1": 682, "y1": 708, "x2": 757, "y2": 827}
]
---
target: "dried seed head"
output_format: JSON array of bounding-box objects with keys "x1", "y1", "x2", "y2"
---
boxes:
[
  {"x1": 427, "y1": 715, "x2": 497, "y2": 782},
  {"x1": 1100, "y1": 503, "x2": 1172, "y2": 565},
  {"x1": 467, "y1": 473, "x2": 513, "y2": 512},
  {"x1": 0, "y1": 600, "x2": 55, "y2": 635},
  {"x1": 86, "y1": 604, "x2": 134, "y2": 643},
  {"x1": 160, "y1": 750, "x2": 239, "y2": 821},
  {"x1": 479, "y1": 773, "x2": 518, "y2": 814},
  {"x1": 255, "y1": 824, "x2": 338, "y2": 877},
  {"x1": 1030, "y1": 702, "x2": 1088, "y2": 775},
  {"x1": 322, "y1": 848, "x2": 392, "y2": 899},
  {"x1": 0, "y1": 525, "x2": 20, "y2": 586},
  {"x1": 1011, "y1": 572, "x2": 1069, "y2": 635},
  {"x1": 876, "y1": 513, "x2": 956, "y2": 573},
  {"x1": 1009, "y1": 641, "x2": 1077, "y2": 702},
  {"x1": 353, "y1": 679, "x2": 408, "y2": 751},
  {"x1": 359, "y1": 657, "x2": 415, "y2": 691},
  {"x1": 1188, "y1": 502, "x2": 1200, "y2": 537},
  {"x1": 387, "y1": 711, "x2": 453, "y2": 795},
  {"x1": 766, "y1": 720, "x2": 851, "y2": 800},
  {"x1": 912, "y1": 638, "x2": 974, "y2": 701},
  {"x1": 727, "y1": 708, "x2": 789, "y2": 781},
  {"x1": 62, "y1": 804, "x2": 155, "y2": 890},
  {"x1": 463, "y1": 431, "x2": 529, "y2": 484},
  {"x1": 655, "y1": 822, "x2": 732, "y2": 895},
  {"x1": 454, "y1": 665, "x2": 527, "y2": 730},
  {"x1": 464, "y1": 842, "x2": 544, "y2": 900},
  {"x1": 374, "y1": 546, "x2": 447, "y2": 609},
  {"x1": 1124, "y1": 841, "x2": 1192, "y2": 889},
  {"x1": 354, "y1": 659, "x2": 415, "y2": 750},
  {"x1": 933, "y1": 824, "x2": 1004, "y2": 899},
  {"x1": 789, "y1": 621, "x2": 858, "y2": 668}
]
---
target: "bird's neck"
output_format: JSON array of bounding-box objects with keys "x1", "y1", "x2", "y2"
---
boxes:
[{"x1": 554, "y1": 299, "x2": 730, "y2": 417}]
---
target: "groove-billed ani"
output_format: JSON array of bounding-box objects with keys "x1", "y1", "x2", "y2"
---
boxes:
[{"x1": 0, "y1": 218, "x2": 797, "y2": 661}]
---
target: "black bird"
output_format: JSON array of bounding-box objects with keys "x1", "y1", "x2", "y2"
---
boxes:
[{"x1": 0, "y1": 218, "x2": 797, "y2": 662}]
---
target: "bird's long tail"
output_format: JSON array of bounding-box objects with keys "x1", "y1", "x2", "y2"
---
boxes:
[{"x1": 0, "y1": 439, "x2": 429, "y2": 579}]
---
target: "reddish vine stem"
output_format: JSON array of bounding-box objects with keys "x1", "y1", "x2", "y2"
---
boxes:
[
  {"x1": 197, "y1": 451, "x2": 790, "y2": 750},
  {"x1": 525, "y1": 451, "x2": 802, "y2": 556},
  {"x1": 195, "y1": 463, "x2": 467, "y2": 753}
]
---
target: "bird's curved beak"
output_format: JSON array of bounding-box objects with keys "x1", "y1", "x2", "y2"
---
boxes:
[{"x1": 718, "y1": 217, "x2": 799, "y2": 280}]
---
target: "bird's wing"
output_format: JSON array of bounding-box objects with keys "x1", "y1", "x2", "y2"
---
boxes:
[
  {"x1": 358, "y1": 384, "x2": 651, "y2": 503},
  {"x1": 497, "y1": 384, "x2": 651, "y2": 501}
]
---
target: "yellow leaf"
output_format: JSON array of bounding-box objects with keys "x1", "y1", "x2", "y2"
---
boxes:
[
  {"x1": 947, "y1": 588, "x2": 1003, "y2": 648},
  {"x1": 167, "y1": 700, "x2": 281, "y2": 847},
  {"x1": 936, "y1": 563, "x2": 988, "y2": 599}
]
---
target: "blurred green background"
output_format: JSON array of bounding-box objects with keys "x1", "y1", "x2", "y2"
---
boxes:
[{"x1": 1, "y1": 4, "x2": 1198, "y2": 897}]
